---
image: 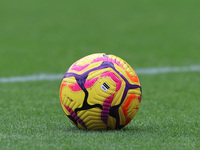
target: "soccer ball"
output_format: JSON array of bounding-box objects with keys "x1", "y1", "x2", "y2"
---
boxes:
[{"x1": 59, "y1": 53, "x2": 142, "y2": 130}]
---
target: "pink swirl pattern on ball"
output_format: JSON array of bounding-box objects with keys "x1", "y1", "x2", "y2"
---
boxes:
[
  {"x1": 100, "y1": 71, "x2": 121, "y2": 92},
  {"x1": 71, "y1": 62, "x2": 89, "y2": 71},
  {"x1": 68, "y1": 83, "x2": 82, "y2": 91},
  {"x1": 84, "y1": 77, "x2": 98, "y2": 89},
  {"x1": 68, "y1": 77, "x2": 99, "y2": 91},
  {"x1": 71, "y1": 57, "x2": 123, "y2": 71}
]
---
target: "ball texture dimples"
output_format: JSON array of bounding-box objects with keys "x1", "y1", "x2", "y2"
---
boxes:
[{"x1": 59, "y1": 53, "x2": 142, "y2": 130}]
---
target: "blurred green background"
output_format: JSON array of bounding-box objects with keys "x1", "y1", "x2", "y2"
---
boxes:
[
  {"x1": 0, "y1": 0, "x2": 200, "y2": 149},
  {"x1": 1, "y1": 0, "x2": 200, "y2": 77}
]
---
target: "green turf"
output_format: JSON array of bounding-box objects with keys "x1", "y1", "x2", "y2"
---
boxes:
[{"x1": 0, "y1": 0, "x2": 200, "y2": 149}]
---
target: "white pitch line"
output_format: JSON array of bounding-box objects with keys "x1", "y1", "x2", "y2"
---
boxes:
[
  {"x1": 0, "y1": 74, "x2": 63, "y2": 83},
  {"x1": 135, "y1": 65, "x2": 200, "y2": 75},
  {"x1": 0, "y1": 65, "x2": 200, "y2": 83}
]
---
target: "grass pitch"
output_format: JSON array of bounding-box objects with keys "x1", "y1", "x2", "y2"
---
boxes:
[{"x1": 0, "y1": 0, "x2": 200, "y2": 150}]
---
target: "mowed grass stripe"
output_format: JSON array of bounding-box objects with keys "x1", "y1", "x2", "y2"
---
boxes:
[{"x1": 0, "y1": 65, "x2": 200, "y2": 83}]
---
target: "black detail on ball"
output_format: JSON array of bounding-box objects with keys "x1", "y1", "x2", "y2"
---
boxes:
[
  {"x1": 74, "y1": 75, "x2": 102, "y2": 114},
  {"x1": 67, "y1": 115, "x2": 78, "y2": 126}
]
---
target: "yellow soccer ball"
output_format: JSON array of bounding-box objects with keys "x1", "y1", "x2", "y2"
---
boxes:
[{"x1": 59, "y1": 53, "x2": 142, "y2": 130}]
